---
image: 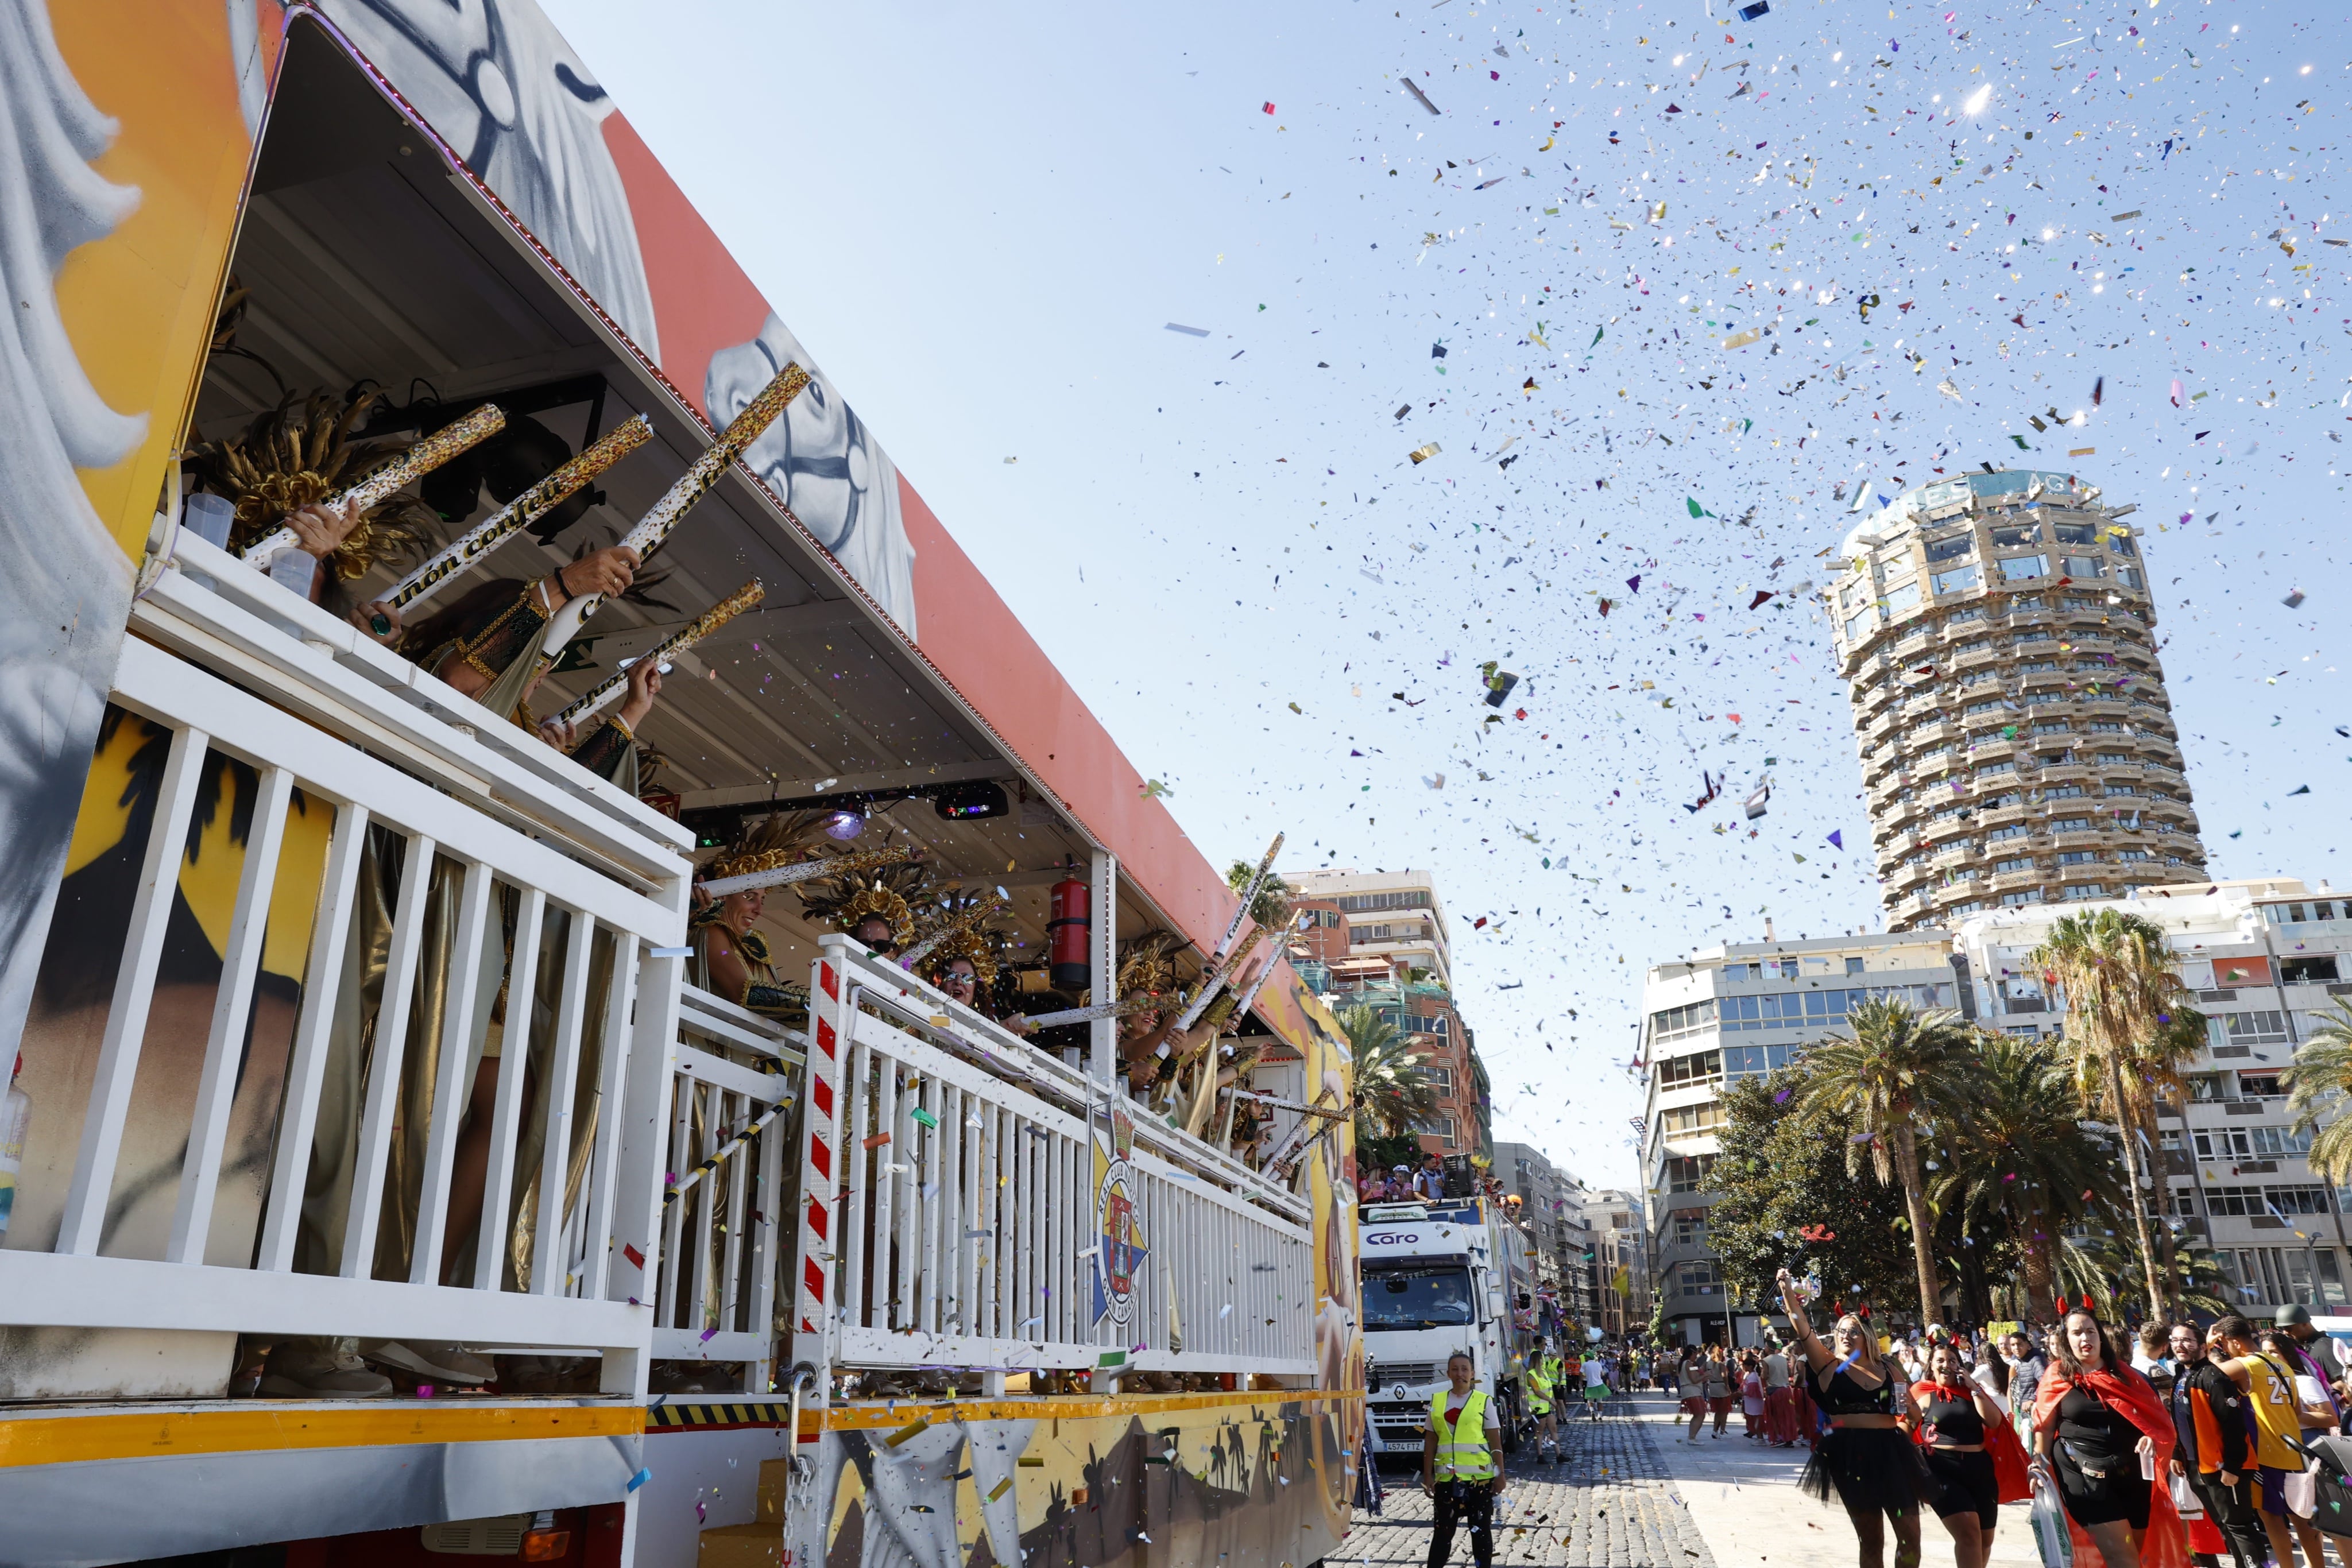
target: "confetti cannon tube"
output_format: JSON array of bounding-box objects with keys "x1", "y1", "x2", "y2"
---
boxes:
[
  {"x1": 1173, "y1": 831, "x2": 1283, "y2": 1030},
  {"x1": 1013, "y1": 996, "x2": 1158, "y2": 1031},
  {"x1": 900, "y1": 893, "x2": 1008, "y2": 971},
  {"x1": 694, "y1": 843, "x2": 915, "y2": 900},
  {"x1": 545, "y1": 578, "x2": 764, "y2": 729},
  {"x1": 381, "y1": 415, "x2": 653, "y2": 613},
  {"x1": 533, "y1": 362, "x2": 811, "y2": 664},
  {"x1": 239, "y1": 402, "x2": 507, "y2": 563}
]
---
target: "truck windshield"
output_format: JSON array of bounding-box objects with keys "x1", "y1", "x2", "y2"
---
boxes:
[{"x1": 1363, "y1": 1265, "x2": 1476, "y2": 1330}]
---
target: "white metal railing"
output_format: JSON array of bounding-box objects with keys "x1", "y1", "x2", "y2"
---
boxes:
[
  {"x1": 0, "y1": 536, "x2": 693, "y2": 1381},
  {"x1": 645, "y1": 984, "x2": 802, "y2": 1386},
  {"x1": 790, "y1": 937, "x2": 1314, "y2": 1381}
]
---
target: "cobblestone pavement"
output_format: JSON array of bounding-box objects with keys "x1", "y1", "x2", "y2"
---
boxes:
[{"x1": 1343, "y1": 1396, "x2": 1719, "y2": 1568}]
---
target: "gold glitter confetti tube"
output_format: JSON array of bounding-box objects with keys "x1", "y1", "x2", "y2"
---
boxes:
[
  {"x1": 697, "y1": 843, "x2": 914, "y2": 899},
  {"x1": 546, "y1": 578, "x2": 764, "y2": 728},
  {"x1": 898, "y1": 892, "x2": 1009, "y2": 971},
  {"x1": 1173, "y1": 832, "x2": 1283, "y2": 1030},
  {"x1": 384, "y1": 415, "x2": 653, "y2": 612},
  {"x1": 239, "y1": 402, "x2": 507, "y2": 563},
  {"x1": 533, "y1": 362, "x2": 812, "y2": 663}
]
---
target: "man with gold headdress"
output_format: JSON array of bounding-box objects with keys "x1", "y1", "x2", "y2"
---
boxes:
[
  {"x1": 798, "y1": 861, "x2": 926, "y2": 962},
  {"x1": 690, "y1": 813, "x2": 830, "y2": 1025}
]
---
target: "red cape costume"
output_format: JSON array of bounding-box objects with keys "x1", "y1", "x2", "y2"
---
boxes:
[
  {"x1": 2031, "y1": 1363, "x2": 2193, "y2": 1568},
  {"x1": 1909, "y1": 1380, "x2": 2034, "y2": 1504}
]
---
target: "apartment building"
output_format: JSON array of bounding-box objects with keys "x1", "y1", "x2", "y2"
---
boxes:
[
  {"x1": 1291, "y1": 868, "x2": 1486, "y2": 1159},
  {"x1": 1287, "y1": 868, "x2": 1457, "y2": 990},
  {"x1": 1952, "y1": 878, "x2": 2352, "y2": 1310},
  {"x1": 1586, "y1": 1190, "x2": 1653, "y2": 1341},
  {"x1": 1494, "y1": 1141, "x2": 1614, "y2": 1332},
  {"x1": 1638, "y1": 928, "x2": 1964, "y2": 1347},
  {"x1": 1826, "y1": 469, "x2": 2210, "y2": 931}
]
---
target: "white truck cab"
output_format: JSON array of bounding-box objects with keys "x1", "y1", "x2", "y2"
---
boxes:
[{"x1": 1357, "y1": 1199, "x2": 1533, "y2": 1459}]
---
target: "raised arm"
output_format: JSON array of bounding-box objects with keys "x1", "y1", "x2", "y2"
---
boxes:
[{"x1": 1776, "y1": 1268, "x2": 1834, "y2": 1373}]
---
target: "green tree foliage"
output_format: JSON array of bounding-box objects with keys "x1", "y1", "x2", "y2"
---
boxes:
[{"x1": 1709, "y1": 1070, "x2": 1927, "y2": 1323}]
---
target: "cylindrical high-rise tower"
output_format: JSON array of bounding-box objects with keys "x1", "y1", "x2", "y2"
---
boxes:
[{"x1": 1824, "y1": 469, "x2": 2211, "y2": 931}]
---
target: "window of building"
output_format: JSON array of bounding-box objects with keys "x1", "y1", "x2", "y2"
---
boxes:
[
  {"x1": 2218, "y1": 1012, "x2": 2293, "y2": 1047},
  {"x1": 1433, "y1": 1116, "x2": 1457, "y2": 1143},
  {"x1": 2283, "y1": 955, "x2": 2343, "y2": 985},
  {"x1": 1336, "y1": 891, "x2": 1434, "y2": 913},
  {"x1": 2267, "y1": 902, "x2": 2344, "y2": 927},
  {"x1": 1650, "y1": 998, "x2": 1719, "y2": 1041},
  {"x1": 1677, "y1": 1261, "x2": 1721, "y2": 1298},
  {"x1": 1884, "y1": 582, "x2": 1922, "y2": 615},
  {"x1": 2239, "y1": 1072, "x2": 2286, "y2": 1100},
  {"x1": 2268, "y1": 1186, "x2": 2332, "y2": 1216},
  {"x1": 2000, "y1": 555, "x2": 2051, "y2": 582},
  {"x1": 2045, "y1": 785, "x2": 2087, "y2": 801},
  {"x1": 1933, "y1": 564, "x2": 1981, "y2": 595},
  {"x1": 1926, "y1": 533, "x2": 1975, "y2": 563},
  {"x1": 2183, "y1": 1128, "x2": 2314, "y2": 1166},
  {"x1": 2053, "y1": 522, "x2": 2099, "y2": 547},
  {"x1": 2062, "y1": 884, "x2": 2106, "y2": 900},
  {"x1": 2058, "y1": 851, "x2": 2100, "y2": 867},
  {"x1": 2205, "y1": 1186, "x2": 2266, "y2": 1217},
  {"x1": 1655, "y1": 1050, "x2": 1723, "y2": 1090},
  {"x1": 1666, "y1": 1155, "x2": 1717, "y2": 1193},
  {"x1": 1672, "y1": 1216, "x2": 1708, "y2": 1249},
  {"x1": 1846, "y1": 957, "x2": 1866, "y2": 975},
  {"x1": 1988, "y1": 823, "x2": 2032, "y2": 844},
  {"x1": 1846, "y1": 607, "x2": 1877, "y2": 641},
  {"x1": 1722, "y1": 1043, "x2": 1796, "y2": 1078},
  {"x1": 1658, "y1": 1101, "x2": 1727, "y2": 1139},
  {"x1": 2059, "y1": 555, "x2": 2107, "y2": 580},
  {"x1": 2111, "y1": 533, "x2": 2137, "y2": 558},
  {"x1": 2002, "y1": 889, "x2": 2046, "y2": 907},
  {"x1": 1993, "y1": 524, "x2": 2042, "y2": 548},
  {"x1": 1423, "y1": 1065, "x2": 1455, "y2": 1093},
  {"x1": 1996, "y1": 857, "x2": 2036, "y2": 874}
]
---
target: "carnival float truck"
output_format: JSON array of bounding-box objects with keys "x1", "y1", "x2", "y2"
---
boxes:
[
  {"x1": 1356, "y1": 1200, "x2": 1537, "y2": 1461},
  {"x1": 0, "y1": 3, "x2": 1363, "y2": 1564}
]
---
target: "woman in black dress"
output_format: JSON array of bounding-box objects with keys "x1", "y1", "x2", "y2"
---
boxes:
[
  {"x1": 1912, "y1": 1339, "x2": 2009, "y2": 1568},
  {"x1": 1777, "y1": 1269, "x2": 1928, "y2": 1568}
]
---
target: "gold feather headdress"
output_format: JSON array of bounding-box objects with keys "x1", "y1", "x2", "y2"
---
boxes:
[
  {"x1": 186, "y1": 389, "x2": 441, "y2": 582},
  {"x1": 798, "y1": 857, "x2": 929, "y2": 944},
  {"x1": 914, "y1": 886, "x2": 1015, "y2": 986}
]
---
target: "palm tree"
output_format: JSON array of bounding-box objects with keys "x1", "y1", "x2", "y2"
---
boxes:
[
  {"x1": 1931, "y1": 1032, "x2": 2119, "y2": 1319},
  {"x1": 1341, "y1": 1004, "x2": 1440, "y2": 1147},
  {"x1": 1801, "y1": 997, "x2": 1989, "y2": 1327},
  {"x1": 2030, "y1": 909, "x2": 2199, "y2": 1319},
  {"x1": 2285, "y1": 998, "x2": 2352, "y2": 1183}
]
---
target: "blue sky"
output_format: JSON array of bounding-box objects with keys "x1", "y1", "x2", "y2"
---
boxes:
[{"x1": 541, "y1": 0, "x2": 2345, "y2": 1191}]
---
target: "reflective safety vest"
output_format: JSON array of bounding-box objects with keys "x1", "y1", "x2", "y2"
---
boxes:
[
  {"x1": 1430, "y1": 1389, "x2": 1498, "y2": 1481},
  {"x1": 1523, "y1": 1364, "x2": 1553, "y2": 1413}
]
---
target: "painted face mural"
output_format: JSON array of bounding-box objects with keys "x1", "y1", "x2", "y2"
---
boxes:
[
  {"x1": 706, "y1": 313, "x2": 918, "y2": 636},
  {"x1": 0, "y1": 0, "x2": 149, "y2": 1047},
  {"x1": 314, "y1": 0, "x2": 660, "y2": 358}
]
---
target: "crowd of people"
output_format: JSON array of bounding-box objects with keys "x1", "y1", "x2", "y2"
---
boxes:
[{"x1": 1736, "y1": 1272, "x2": 2352, "y2": 1568}]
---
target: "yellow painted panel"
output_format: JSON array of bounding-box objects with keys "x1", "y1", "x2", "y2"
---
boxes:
[{"x1": 0, "y1": 1401, "x2": 642, "y2": 1470}]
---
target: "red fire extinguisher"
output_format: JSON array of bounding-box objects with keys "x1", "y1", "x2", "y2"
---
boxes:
[{"x1": 1048, "y1": 876, "x2": 1090, "y2": 992}]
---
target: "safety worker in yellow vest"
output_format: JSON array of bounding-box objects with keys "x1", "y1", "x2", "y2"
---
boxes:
[
  {"x1": 1422, "y1": 1349, "x2": 1504, "y2": 1568},
  {"x1": 1524, "y1": 1338, "x2": 1561, "y2": 1466}
]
